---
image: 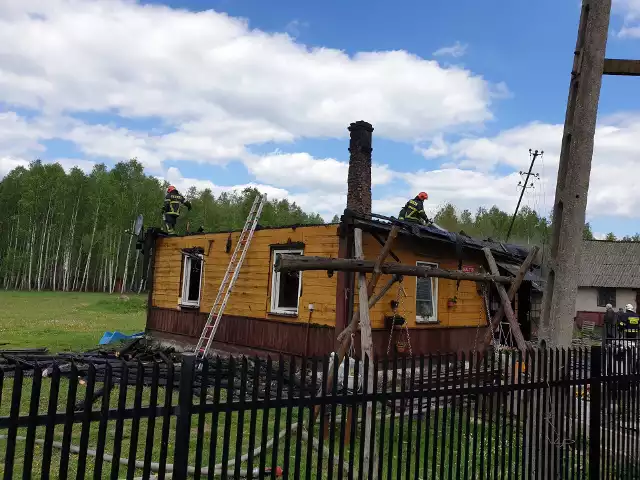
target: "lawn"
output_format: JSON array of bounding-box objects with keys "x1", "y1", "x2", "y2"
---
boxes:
[{"x1": 0, "y1": 291, "x2": 147, "y2": 352}]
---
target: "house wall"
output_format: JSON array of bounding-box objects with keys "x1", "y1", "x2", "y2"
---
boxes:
[
  {"x1": 151, "y1": 225, "x2": 340, "y2": 325},
  {"x1": 147, "y1": 226, "x2": 491, "y2": 355},
  {"x1": 356, "y1": 234, "x2": 488, "y2": 330},
  {"x1": 575, "y1": 287, "x2": 637, "y2": 314},
  {"x1": 575, "y1": 287, "x2": 637, "y2": 326}
]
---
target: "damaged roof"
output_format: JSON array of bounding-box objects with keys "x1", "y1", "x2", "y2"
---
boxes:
[
  {"x1": 346, "y1": 210, "x2": 533, "y2": 265},
  {"x1": 578, "y1": 240, "x2": 640, "y2": 288}
]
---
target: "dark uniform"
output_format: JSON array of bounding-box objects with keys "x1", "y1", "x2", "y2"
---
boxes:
[
  {"x1": 604, "y1": 307, "x2": 617, "y2": 340},
  {"x1": 623, "y1": 309, "x2": 640, "y2": 339},
  {"x1": 163, "y1": 188, "x2": 191, "y2": 234},
  {"x1": 398, "y1": 196, "x2": 430, "y2": 225}
]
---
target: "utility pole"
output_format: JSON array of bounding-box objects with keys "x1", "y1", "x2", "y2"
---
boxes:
[
  {"x1": 506, "y1": 149, "x2": 542, "y2": 242},
  {"x1": 540, "y1": 0, "x2": 612, "y2": 348}
]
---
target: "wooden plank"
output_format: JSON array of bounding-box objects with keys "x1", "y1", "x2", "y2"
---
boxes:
[
  {"x1": 482, "y1": 248, "x2": 527, "y2": 351},
  {"x1": 368, "y1": 226, "x2": 399, "y2": 296},
  {"x1": 354, "y1": 228, "x2": 376, "y2": 479},
  {"x1": 313, "y1": 225, "x2": 400, "y2": 424},
  {"x1": 483, "y1": 246, "x2": 539, "y2": 344},
  {"x1": 276, "y1": 255, "x2": 515, "y2": 284},
  {"x1": 603, "y1": 58, "x2": 640, "y2": 76}
]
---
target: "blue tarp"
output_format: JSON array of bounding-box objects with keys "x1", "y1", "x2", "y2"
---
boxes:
[{"x1": 99, "y1": 331, "x2": 144, "y2": 345}]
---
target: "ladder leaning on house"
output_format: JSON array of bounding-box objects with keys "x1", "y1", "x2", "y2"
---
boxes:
[{"x1": 194, "y1": 194, "x2": 267, "y2": 359}]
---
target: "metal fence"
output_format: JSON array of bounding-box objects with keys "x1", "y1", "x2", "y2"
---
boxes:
[{"x1": 1, "y1": 345, "x2": 639, "y2": 479}]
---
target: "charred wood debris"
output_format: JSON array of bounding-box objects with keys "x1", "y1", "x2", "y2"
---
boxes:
[{"x1": 1, "y1": 338, "x2": 508, "y2": 413}]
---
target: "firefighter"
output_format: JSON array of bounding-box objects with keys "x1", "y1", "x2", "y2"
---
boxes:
[
  {"x1": 398, "y1": 192, "x2": 431, "y2": 225},
  {"x1": 163, "y1": 185, "x2": 191, "y2": 234},
  {"x1": 623, "y1": 304, "x2": 639, "y2": 340}
]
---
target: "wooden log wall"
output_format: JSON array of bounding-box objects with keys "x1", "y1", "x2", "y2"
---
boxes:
[
  {"x1": 151, "y1": 225, "x2": 340, "y2": 326},
  {"x1": 355, "y1": 234, "x2": 489, "y2": 330}
]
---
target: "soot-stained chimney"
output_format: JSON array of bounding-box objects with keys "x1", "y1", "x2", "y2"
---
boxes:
[{"x1": 347, "y1": 120, "x2": 373, "y2": 215}]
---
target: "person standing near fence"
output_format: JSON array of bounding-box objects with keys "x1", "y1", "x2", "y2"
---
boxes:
[
  {"x1": 603, "y1": 303, "x2": 616, "y2": 342},
  {"x1": 623, "y1": 304, "x2": 639, "y2": 339}
]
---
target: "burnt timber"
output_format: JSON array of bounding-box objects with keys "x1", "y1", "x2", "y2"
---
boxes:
[{"x1": 275, "y1": 254, "x2": 515, "y2": 284}]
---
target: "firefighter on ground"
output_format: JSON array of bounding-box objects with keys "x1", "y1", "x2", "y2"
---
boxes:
[
  {"x1": 398, "y1": 192, "x2": 431, "y2": 225},
  {"x1": 623, "y1": 304, "x2": 639, "y2": 340},
  {"x1": 163, "y1": 185, "x2": 191, "y2": 234}
]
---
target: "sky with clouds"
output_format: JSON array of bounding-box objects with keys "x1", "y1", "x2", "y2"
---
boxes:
[{"x1": 1, "y1": 0, "x2": 640, "y2": 237}]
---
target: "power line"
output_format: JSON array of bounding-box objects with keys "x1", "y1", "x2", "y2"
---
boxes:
[{"x1": 506, "y1": 149, "x2": 543, "y2": 242}]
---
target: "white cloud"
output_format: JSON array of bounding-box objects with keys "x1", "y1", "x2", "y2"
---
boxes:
[
  {"x1": 615, "y1": 0, "x2": 640, "y2": 36},
  {"x1": 244, "y1": 152, "x2": 394, "y2": 191},
  {"x1": 0, "y1": 156, "x2": 29, "y2": 178},
  {"x1": 433, "y1": 41, "x2": 468, "y2": 58},
  {"x1": 52, "y1": 158, "x2": 96, "y2": 173},
  {"x1": 161, "y1": 166, "x2": 343, "y2": 220},
  {"x1": 414, "y1": 134, "x2": 449, "y2": 159},
  {"x1": 0, "y1": 0, "x2": 498, "y2": 151},
  {"x1": 284, "y1": 19, "x2": 308, "y2": 38},
  {"x1": 422, "y1": 115, "x2": 640, "y2": 218},
  {"x1": 162, "y1": 166, "x2": 290, "y2": 200}
]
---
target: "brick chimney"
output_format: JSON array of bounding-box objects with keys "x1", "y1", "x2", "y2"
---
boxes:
[{"x1": 346, "y1": 121, "x2": 374, "y2": 215}]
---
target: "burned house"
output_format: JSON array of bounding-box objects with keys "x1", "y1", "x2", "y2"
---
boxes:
[{"x1": 144, "y1": 121, "x2": 540, "y2": 356}]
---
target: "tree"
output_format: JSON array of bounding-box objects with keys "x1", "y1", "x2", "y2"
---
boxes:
[
  {"x1": 605, "y1": 232, "x2": 617, "y2": 241},
  {"x1": 331, "y1": 215, "x2": 340, "y2": 223},
  {"x1": 0, "y1": 159, "x2": 325, "y2": 293},
  {"x1": 583, "y1": 223, "x2": 594, "y2": 240}
]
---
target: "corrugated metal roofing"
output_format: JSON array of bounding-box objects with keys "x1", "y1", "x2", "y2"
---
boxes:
[{"x1": 578, "y1": 240, "x2": 640, "y2": 288}]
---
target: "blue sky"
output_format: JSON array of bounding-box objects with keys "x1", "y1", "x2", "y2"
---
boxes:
[{"x1": 1, "y1": 0, "x2": 640, "y2": 237}]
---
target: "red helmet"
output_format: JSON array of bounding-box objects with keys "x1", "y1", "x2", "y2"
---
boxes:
[
  {"x1": 167, "y1": 185, "x2": 176, "y2": 193},
  {"x1": 418, "y1": 191, "x2": 428, "y2": 200}
]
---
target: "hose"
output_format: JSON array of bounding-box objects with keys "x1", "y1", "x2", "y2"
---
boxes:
[{"x1": 1, "y1": 420, "x2": 350, "y2": 479}]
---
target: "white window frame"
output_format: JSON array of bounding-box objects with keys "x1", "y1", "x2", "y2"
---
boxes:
[
  {"x1": 416, "y1": 261, "x2": 438, "y2": 324},
  {"x1": 270, "y1": 249, "x2": 303, "y2": 315},
  {"x1": 180, "y1": 254, "x2": 203, "y2": 308}
]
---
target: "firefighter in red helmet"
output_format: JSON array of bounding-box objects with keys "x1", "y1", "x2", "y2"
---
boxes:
[
  {"x1": 163, "y1": 185, "x2": 191, "y2": 234},
  {"x1": 398, "y1": 192, "x2": 431, "y2": 225}
]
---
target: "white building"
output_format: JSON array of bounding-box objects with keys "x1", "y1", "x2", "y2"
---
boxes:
[{"x1": 575, "y1": 240, "x2": 640, "y2": 326}]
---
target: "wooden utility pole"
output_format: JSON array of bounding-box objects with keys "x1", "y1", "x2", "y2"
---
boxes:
[
  {"x1": 540, "y1": 0, "x2": 612, "y2": 347},
  {"x1": 506, "y1": 150, "x2": 542, "y2": 242}
]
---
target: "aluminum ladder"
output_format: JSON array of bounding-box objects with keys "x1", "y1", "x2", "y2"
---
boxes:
[{"x1": 194, "y1": 194, "x2": 267, "y2": 359}]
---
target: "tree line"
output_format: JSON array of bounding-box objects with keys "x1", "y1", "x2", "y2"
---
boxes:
[
  {"x1": 433, "y1": 204, "x2": 640, "y2": 245},
  {"x1": 0, "y1": 159, "x2": 324, "y2": 293},
  {"x1": 0, "y1": 159, "x2": 637, "y2": 294}
]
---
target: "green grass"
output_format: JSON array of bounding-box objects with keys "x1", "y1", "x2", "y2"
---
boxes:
[
  {"x1": 0, "y1": 374, "x2": 526, "y2": 479},
  {"x1": 0, "y1": 291, "x2": 147, "y2": 352}
]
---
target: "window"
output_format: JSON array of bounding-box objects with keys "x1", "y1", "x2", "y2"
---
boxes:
[
  {"x1": 416, "y1": 261, "x2": 438, "y2": 323},
  {"x1": 270, "y1": 249, "x2": 303, "y2": 315},
  {"x1": 181, "y1": 254, "x2": 203, "y2": 307},
  {"x1": 597, "y1": 287, "x2": 616, "y2": 308}
]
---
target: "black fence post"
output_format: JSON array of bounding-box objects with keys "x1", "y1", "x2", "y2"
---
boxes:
[
  {"x1": 174, "y1": 353, "x2": 196, "y2": 480},
  {"x1": 589, "y1": 346, "x2": 602, "y2": 479}
]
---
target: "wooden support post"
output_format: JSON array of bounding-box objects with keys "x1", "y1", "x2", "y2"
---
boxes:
[
  {"x1": 484, "y1": 246, "x2": 539, "y2": 344},
  {"x1": 482, "y1": 248, "x2": 528, "y2": 351},
  {"x1": 313, "y1": 226, "x2": 399, "y2": 424},
  {"x1": 354, "y1": 228, "x2": 377, "y2": 479}
]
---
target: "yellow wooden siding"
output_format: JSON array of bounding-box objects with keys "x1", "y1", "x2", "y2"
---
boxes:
[
  {"x1": 151, "y1": 226, "x2": 340, "y2": 326},
  {"x1": 355, "y1": 234, "x2": 487, "y2": 329}
]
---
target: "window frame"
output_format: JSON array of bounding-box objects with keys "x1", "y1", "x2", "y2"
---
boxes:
[
  {"x1": 597, "y1": 287, "x2": 616, "y2": 308},
  {"x1": 180, "y1": 253, "x2": 204, "y2": 308},
  {"x1": 270, "y1": 248, "x2": 304, "y2": 315},
  {"x1": 415, "y1": 261, "x2": 439, "y2": 324}
]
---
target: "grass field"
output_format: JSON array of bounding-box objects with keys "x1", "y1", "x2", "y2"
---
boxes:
[
  {"x1": 0, "y1": 292, "x2": 521, "y2": 478},
  {"x1": 0, "y1": 291, "x2": 147, "y2": 352}
]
